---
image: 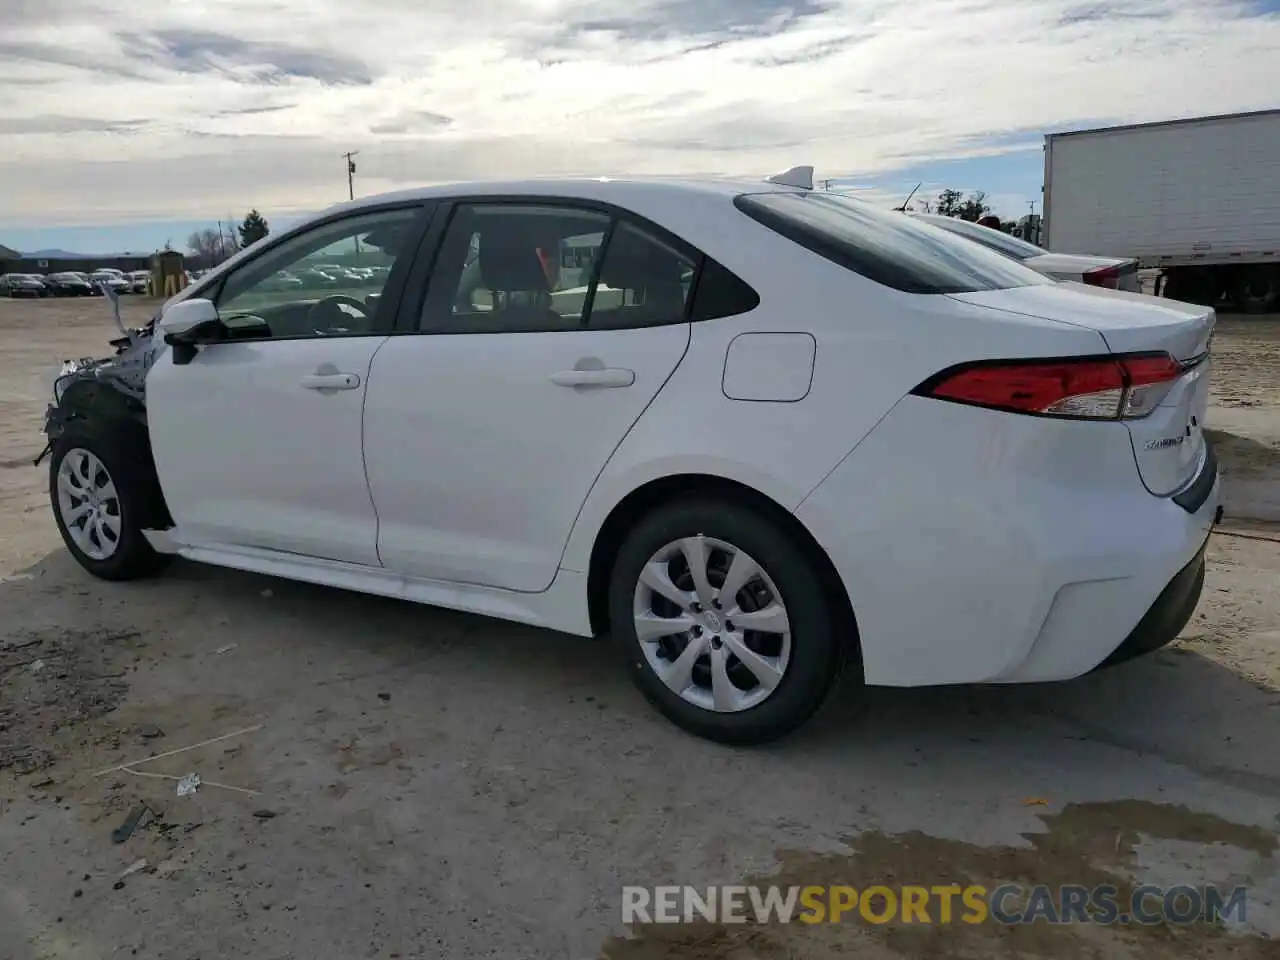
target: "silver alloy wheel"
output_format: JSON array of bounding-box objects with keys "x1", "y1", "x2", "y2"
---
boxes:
[
  {"x1": 56, "y1": 448, "x2": 122, "y2": 561},
  {"x1": 633, "y1": 535, "x2": 791, "y2": 713}
]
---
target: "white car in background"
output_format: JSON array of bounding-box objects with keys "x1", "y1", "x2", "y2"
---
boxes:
[
  {"x1": 40, "y1": 169, "x2": 1217, "y2": 745},
  {"x1": 88, "y1": 269, "x2": 131, "y2": 295},
  {"x1": 909, "y1": 212, "x2": 1141, "y2": 292}
]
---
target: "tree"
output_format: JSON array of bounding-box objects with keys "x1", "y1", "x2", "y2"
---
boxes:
[
  {"x1": 957, "y1": 191, "x2": 991, "y2": 222},
  {"x1": 935, "y1": 189, "x2": 963, "y2": 217},
  {"x1": 186, "y1": 227, "x2": 238, "y2": 267},
  {"x1": 239, "y1": 209, "x2": 270, "y2": 248}
]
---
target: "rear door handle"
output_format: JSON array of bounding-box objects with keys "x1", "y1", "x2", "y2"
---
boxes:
[
  {"x1": 550, "y1": 368, "x2": 635, "y2": 388},
  {"x1": 301, "y1": 372, "x2": 361, "y2": 391}
]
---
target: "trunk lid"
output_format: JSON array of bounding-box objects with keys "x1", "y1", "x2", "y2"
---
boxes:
[
  {"x1": 1026, "y1": 253, "x2": 1140, "y2": 291},
  {"x1": 948, "y1": 284, "x2": 1215, "y2": 497}
]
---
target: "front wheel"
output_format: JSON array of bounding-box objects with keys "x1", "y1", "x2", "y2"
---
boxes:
[
  {"x1": 49, "y1": 428, "x2": 170, "y2": 581},
  {"x1": 608, "y1": 498, "x2": 844, "y2": 745}
]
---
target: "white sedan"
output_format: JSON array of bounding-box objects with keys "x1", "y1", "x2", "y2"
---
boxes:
[
  {"x1": 41, "y1": 169, "x2": 1218, "y2": 744},
  {"x1": 908, "y1": 212, "x2": 1142, "y2": 291}
]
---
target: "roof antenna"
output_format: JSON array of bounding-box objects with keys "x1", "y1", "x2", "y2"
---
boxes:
[
  {"x1": 894, "y1": 183, "x2": 922, "y2": 212},
  {"x1": 765, "y1": 165, "x2": 814, "y2": 190}
]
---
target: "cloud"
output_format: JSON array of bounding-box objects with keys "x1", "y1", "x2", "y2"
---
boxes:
[
  {"x1": 0, "y1": 0, "x2": 1277, "y2": 227},
  {"x1": 116, "y1": 29, "x2": 375, "y2": 84},
  {"x1": 0, "y1": 39, "x2": 144, "y2": 78},
  {"x1": 553, "y1": 0, "x2": 835, "y2": 47},
  {"x1": 0, "y1": 116, "x2": 148, "y2": 135},
  {"x1": 369, "y1": 110, "x2": 454, "y2": 135}
]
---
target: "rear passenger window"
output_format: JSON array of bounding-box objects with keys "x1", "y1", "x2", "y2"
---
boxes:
[
  {"x1": 420, "y1": 203, "x2": 610, "y2": 333},
  {"x1": 417, "y1": 201, "x2": 753, "y2": 334},
  {"x1": 587, "y1": 222, "x2": 695, "y2": 329},
  {"x1": 690, "y1": 258, "x2": 760, "y2": 322}
]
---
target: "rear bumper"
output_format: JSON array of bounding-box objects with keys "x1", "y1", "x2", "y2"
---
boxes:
[
  {"x1": 1173, "y1": 439, "x2": 1217, "y2": 514},
  {"x1": 1093, "y1": 534, "x2": 1207, "y2": 670},
  {"x1": 796, "y1": 395, "x2": 1219, "y2": 687}
]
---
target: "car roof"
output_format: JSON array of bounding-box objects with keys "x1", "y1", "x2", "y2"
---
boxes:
[{"x1": 313, "y1": 176, "x2": 800, "y2": 220}]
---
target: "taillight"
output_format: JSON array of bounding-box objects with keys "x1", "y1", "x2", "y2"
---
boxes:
[
  {"x1": 913, "y1": 353, "x2": 1185, "y2": 420},
  {"x1": 1082, "y1": 265, "x2": 1121, "y2": 289}
]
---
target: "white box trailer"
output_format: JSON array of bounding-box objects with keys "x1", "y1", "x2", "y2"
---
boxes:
[{"x1": 1043, "y1": 109, "x2": 1280, "y2": 312}]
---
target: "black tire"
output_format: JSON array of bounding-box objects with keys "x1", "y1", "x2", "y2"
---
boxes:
[
  {"x1": 49, "y1": 424, "x2": 171, "y2": 581},
  {"x1": 608, "y1": 497, "x2": 844, "y2": 745}
]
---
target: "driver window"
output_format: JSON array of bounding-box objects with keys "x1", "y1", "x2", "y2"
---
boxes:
[{"x1": 214, "y1": 208, "x2": 420, "y2": 340}]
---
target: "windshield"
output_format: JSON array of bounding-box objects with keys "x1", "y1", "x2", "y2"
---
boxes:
[
  {"x1": 734, "y1": 192, "x2": 1051, "y2": 294},
  {"x1": 913, "y1": 214, "x2": 1046, "y2": 260}
]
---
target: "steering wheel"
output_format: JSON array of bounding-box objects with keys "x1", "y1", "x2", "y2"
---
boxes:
[{"x1": 305, "y1": 295, "x2": 371, "y2": 335}]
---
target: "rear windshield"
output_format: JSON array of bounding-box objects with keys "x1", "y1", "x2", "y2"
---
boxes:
[{"x1": 734, "y1": 192, "x2": 1052, "y2": 294}]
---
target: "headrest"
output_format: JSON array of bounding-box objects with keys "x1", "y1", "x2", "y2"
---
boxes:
[
  {"x1": 478, "y1": 221, "x2": 550, "y2": 293},
  {"x1": 598, "y1": 226, "x2": 684, "y2": 296}
]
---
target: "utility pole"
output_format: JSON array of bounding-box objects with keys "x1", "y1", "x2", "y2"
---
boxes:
[
  {"x1": 343, "y1": 151, "x2": 359, "y2": 201},
  {"x1": 344, "y1": 151, "x2": 361, "y2": 258}
]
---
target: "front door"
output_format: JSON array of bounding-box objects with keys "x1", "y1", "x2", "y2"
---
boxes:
[
  {"x1": 146, "y1": 205, "x2": 427, "y2": 565},
  {"x1": 363, "y1": 200, "x2": 696, "y2": 592}
]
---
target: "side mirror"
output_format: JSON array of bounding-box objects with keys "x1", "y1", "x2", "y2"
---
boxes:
[
  {"x1": 159, "y1": 298, "x2": 219, "y2": 337},
  {"x1": 158, "y1": 298, "x2": 221, "y2": 366}
]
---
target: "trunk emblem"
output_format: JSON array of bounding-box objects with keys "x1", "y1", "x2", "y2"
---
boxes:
[{"x1": 1145, "y1": 436, "x2": 1186, "y2": 451}]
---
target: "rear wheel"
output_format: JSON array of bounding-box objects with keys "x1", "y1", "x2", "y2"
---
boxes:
[
  {"x1": 49, "y1": 427, "x2": 170, "y2": 581},
  {"x1": 608, "y1": 498, "x2": 843, "y2": 744}
]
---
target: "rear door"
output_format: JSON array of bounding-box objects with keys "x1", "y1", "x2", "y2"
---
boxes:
[{"x1": 362, "y1": 199, "x2": 695, "y2": 592}]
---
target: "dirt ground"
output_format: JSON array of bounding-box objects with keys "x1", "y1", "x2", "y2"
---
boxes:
[{"x1": 1, "y1": 296, "x2": 1278, "y2": 959}]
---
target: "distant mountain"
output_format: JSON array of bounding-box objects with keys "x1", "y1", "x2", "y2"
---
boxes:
[
  {"x1": 23, "y1": 248, "x2": 151, "y2": 259},
  {"x1": 23, "y1": 248, "x2": 92, "y2": 259}
]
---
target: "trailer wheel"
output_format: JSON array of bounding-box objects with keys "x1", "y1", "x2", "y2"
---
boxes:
[
  {"x1": 1230, "y1": 265, "x2": 1279, "y2": 315},
  {"x1": 1163, "y1": 266, "x2": 1220, "y2": 307}
]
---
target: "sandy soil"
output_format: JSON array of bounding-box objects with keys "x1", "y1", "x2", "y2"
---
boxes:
[
  {"x1": 1, "y1": 296, "x2": 1278, "y2": 959},
  {"x1": 1206, "y1": 317, "x2": 1280, "y2": 521}
]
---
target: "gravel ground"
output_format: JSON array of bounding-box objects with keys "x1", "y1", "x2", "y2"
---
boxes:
[{"x1": 1, "y1": 296, "x2": 1278, "y2": 959}]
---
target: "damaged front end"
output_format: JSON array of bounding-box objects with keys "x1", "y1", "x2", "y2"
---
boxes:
[{"x1": 34, "y1": 309, "x2": 161, "y2": 467}]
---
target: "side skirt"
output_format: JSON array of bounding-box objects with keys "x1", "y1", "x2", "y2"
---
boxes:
[{"x1": 142, "y1": 529, "x2": 594, "y2": 637}]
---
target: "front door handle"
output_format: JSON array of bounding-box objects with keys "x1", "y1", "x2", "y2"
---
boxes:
[
  {"x1": 550, "y1": 368, "x2": 635, "y2": 389},
  {"x1": 301, "y1": 372, "x2": 360, "y2": 391}
]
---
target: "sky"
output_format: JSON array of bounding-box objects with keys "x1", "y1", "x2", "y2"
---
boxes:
[{"x1": 2, "y1": 0, "x2": 1278, "y2": 254}]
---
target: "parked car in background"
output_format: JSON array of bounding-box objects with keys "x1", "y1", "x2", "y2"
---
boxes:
[
  {"x1": 89, "y1": 270, "x2": 131, "y2": 295},
  {"x1": 907, "y1": 213, "x2": 1141, "y2": 291},
  {"x1": 71, "y1": 272, "x2": 105, "y2": 295},
  {"x1": 41, "y1": 171, "x2": 1218, "y2": 745},
  {"x1": 44, "y1": 272, "x2": 95, "y2": 296},
  {"x1": 260, "y1": 270, "x2": 305, "y2": 292},
  {"x1": 1, "y1": 273, "x2": 48, "y2": 297},
  {"x1": 128, "y1": 270, "x2": 151, "y2": 294},
  {"x1": 301, "y1": 266, "x2": 340, "y2": 287}
]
